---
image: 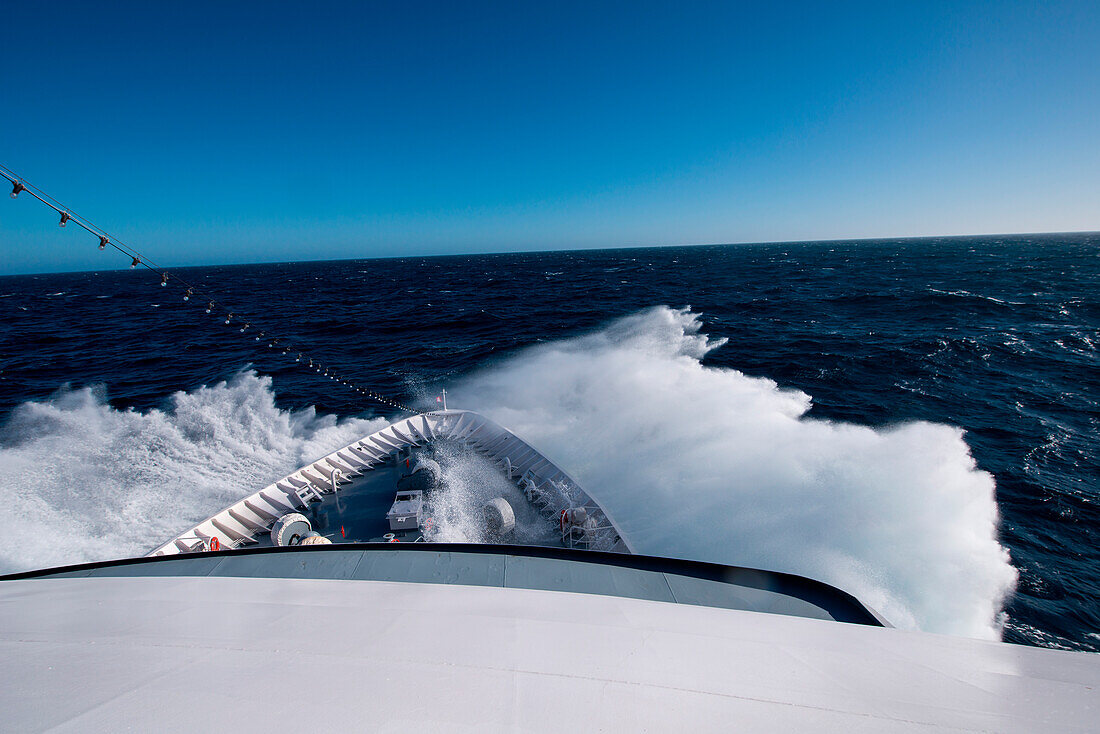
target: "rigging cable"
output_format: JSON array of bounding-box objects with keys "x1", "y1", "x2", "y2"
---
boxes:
[{"x1": 1, "y1": 164, "x2": 415, "y2": 414}]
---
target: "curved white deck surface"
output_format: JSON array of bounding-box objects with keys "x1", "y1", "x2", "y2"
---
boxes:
[{"x1": 1, "y1": 575, "x2": 1096, "y2": 732}]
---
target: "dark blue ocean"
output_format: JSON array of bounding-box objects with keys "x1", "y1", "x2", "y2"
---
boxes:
[{"x1": 1, "y1": 233, "x2": 1097, "y2": 651}]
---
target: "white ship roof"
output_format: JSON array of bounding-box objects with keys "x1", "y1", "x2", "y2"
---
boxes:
[{"x1": 2, "y1": 558, "x2": 1097, "y2": 732}]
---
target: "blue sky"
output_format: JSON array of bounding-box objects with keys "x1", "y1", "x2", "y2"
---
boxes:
[{"x1": 2, "y1": 1, "x2": 1097, "y2": 274}]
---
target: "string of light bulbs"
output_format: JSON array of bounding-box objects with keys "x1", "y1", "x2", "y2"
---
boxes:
[{"x1": 1, "y1": 164, "x2": 415, "y2": 413}]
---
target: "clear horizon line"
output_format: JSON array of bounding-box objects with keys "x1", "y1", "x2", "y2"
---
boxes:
[{"x1": 2, "y1": 228, "x2": 1097, "y2": 278}]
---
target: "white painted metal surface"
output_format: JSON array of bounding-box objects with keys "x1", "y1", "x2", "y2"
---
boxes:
[
  {"x1": 1, "y1": 575, "x2": 1096, "y2": 732},
  {"x1": 149, "y1": 410, "x2": 631, "y2": 555},
  {"x1": 386, "y1": 489, "x2": 424, "y2": 530}
]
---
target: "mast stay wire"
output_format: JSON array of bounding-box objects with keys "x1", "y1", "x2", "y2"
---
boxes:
[{"x1": 1, "y1": 164, "x2": 415, "y2": 413}]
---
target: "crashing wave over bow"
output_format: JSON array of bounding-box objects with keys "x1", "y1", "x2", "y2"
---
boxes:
[
  {"x1": 0, "y1": 307, "x2": 1016, "y2": 639},
  {"x1": 450, "y1": 307, "x2": 1017, "y2": 639}
]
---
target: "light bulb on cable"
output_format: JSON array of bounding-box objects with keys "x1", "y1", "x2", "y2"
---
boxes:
[
  {"x1": 206, "y1": 301, "x2": 214, "y2": 313},
  {"x1": 160, "y1": 273, "x2": 168, "y2": 287},
  {"x1": 130, "y1": 256, "x2": 141, "y2": 268},
  {"x1": 10, "y1": 181, "x2": 24, "y2": 198},
  {"x1": 58, "y1": 211, "x2": 70, "y2": 227},
  {"x1": 98, "y1": 236, "x2": 108, "y2": 250},
  {"x1": 184, "y1": 288, "x2": 192, "y2": 301},
  {"x1": 225, "y1": 313, "x2": 233, "y2": 325}
]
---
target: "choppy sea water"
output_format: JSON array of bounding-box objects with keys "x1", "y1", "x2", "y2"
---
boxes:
[{"x1": 0, "y1": 233, "x2": 1097, "y2": 650}]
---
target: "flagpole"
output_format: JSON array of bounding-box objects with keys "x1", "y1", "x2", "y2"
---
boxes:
[{"x1": 442, "y1": 388, "x2": 447, "y2": 411}]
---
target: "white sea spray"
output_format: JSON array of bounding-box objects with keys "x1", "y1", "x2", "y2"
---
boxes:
[
  {"x1": 0, "y1": 372, "x2": 386, "y2": 571},
  {"x1": 0, "y1": 307, "x2": 1017, "y2": 640},
  {"x1": 449, "y1": 306, "x2": 1018, "y2": 640}
]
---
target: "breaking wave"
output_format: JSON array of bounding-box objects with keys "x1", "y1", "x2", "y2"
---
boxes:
[
  {"x1": 0, "y1": 307, "x2": 1016, "y2": 639},
  {"x1": 449, "y1": 307, "x2": 1017, "y2": 639},
  {"x1": 0, "y1": 374, "x2": 386, "y2": 572}
]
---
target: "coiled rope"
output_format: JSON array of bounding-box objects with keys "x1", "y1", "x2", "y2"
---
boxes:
[{"x1": 1, "y1": 164, "x2": 415, "y2": 413}]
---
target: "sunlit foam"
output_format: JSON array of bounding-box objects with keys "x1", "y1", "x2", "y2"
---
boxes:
[
  {"x1": 0, "y1": 373, "x2": 386, "y2": 571},
  {"x1": 445, "y1": 306, "x2": 1017, "y2": 639},
  {"x1": 0, "y1": 307, "x2": 1017, "y2": 639}
]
